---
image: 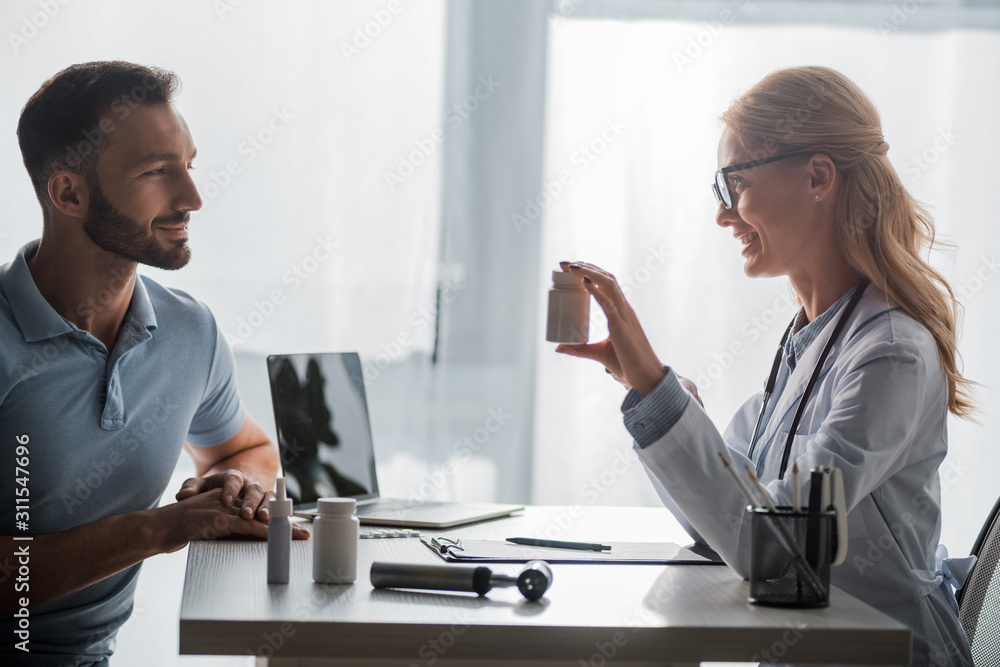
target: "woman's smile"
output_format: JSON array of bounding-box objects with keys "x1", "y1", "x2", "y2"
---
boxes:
[{"x1": 736, "y1": 230, "x2": 759, "y2": 256}]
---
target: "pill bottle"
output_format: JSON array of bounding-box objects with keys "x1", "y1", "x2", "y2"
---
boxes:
[
  {"x1": 312, "y1": 498, "x2": 359, "y2": 584},
  {"x1": 546, "y1": 270, "x2": 589, "y2": 344}
]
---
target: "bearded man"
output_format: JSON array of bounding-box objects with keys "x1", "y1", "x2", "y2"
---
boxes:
[{"x1": 0, "y1": 61, "x2": 307, "y2": 666}]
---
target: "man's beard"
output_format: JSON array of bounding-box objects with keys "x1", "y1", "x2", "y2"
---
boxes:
[{"x1": 82, "y1": 181, "x2": 192, "y2": 271}]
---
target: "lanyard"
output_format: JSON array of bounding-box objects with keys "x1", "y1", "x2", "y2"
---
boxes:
[{"x1": 746, "y1": 279, "x2": 870, "y2": 479}]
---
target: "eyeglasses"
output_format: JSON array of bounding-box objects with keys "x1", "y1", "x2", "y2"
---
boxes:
[{"x1": 711, "y1": 150, "x2": 813, "y2": 210}]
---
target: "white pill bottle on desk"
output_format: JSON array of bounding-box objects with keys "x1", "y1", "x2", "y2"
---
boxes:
[
  {"x1": 312, "y1": 498, "x2": 359, "y2": 584},
  {"x1": 546, "y1": 270, "x2": 589, "y2": 344}
]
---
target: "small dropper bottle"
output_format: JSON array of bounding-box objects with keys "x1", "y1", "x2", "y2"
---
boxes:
[{"x1": 267, "y1": 478, "x2": 292, "y2": 584}]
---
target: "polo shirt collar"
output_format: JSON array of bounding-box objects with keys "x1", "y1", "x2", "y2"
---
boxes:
[
  {"x1": 4, "y1": 240, "x2": 73, "y2": 343},
  {"x1": 128, "y1": 274, "x2": 158, "y2": 332},
  {"x1": 3, "y1": 239, "x2": 157, "y2": 343}
]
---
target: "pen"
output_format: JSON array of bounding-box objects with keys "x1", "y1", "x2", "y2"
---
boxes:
[
  {"x1": 745, "y1": 465, "x2": 779, "y2": 514},
  {"x1": 792, "y1": 461, "x2": 801, "y2": 512},
  {"x1": 820, "y1": 467, "x2": 831, "y2": 511},
  {"x1": 719, "y1": 452, "x2": 756, "y2": 507},
  {"x1": 506, "y1": 537, "x2": 611, "y2": 552},
  {"x1": 830, "y1": 467, "x2": 849, "y2": 566},
  {"x1": 806, "y1": 468, "x2": 824, "y2": 567}
]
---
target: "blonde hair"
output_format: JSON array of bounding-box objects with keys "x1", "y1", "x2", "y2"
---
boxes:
[{"x1": 721, "y1": 66, "x2": 975, "y2": 418}]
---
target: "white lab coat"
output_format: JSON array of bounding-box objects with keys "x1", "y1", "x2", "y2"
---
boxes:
[{"x1": 635, "y1": 284, "x2": 973, "y2": 666}]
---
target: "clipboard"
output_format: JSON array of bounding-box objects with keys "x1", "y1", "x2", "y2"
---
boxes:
[{"x1": 421, "y1": 536, "x2": 724, "y2": 565}]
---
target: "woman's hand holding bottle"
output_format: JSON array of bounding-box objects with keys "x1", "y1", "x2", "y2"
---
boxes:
[{"x1": 555, "y1": 261, "x2": 667, "y2": 396}]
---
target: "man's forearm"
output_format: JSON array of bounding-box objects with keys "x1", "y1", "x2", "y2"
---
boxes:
[
  {"x1": 203, "y1": 442, "x2": 280, "y2": 495},
  {"x1": 1, "y1": 509, "x2": 162, "y2": 613},
  {"x1": 181, "y1": 416, "x2": 284, "y2": 521}
]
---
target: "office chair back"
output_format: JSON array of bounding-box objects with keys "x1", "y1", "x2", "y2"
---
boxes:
[{"x1": 959, "y1": 494, "x2": 1000, "y2": 663}]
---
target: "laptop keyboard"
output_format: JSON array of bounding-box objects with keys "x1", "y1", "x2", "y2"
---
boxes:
[{"x1": 358, "y1": 499, "x2": 454, "y2": 518}]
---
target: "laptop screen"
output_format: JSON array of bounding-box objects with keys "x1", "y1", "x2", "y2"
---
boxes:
[{"x1": 266, "y1": 352, "x2": 379, "y2": 505}]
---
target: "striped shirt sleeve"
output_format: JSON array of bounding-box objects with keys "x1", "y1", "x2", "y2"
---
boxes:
[{"x1": 621, "y1": 368, "x2": 691, "y2": 449}]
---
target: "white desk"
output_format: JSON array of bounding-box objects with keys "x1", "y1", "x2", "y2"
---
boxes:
[{"x1": 179, "y1": 506, "x2": 911, "y2": 666}]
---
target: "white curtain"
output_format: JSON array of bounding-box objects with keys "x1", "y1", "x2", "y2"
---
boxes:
[{"x1": 532, "y1": 1, "x2": 1000, "y2": 558}]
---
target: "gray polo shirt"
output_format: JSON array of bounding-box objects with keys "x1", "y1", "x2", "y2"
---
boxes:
[{"x1": 0, "y1": 240, "x2": 245, "y2": 665}]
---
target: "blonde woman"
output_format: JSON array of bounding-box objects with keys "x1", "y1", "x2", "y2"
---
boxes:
[{"x1": 559, "y1": 66, "x2": 974, "y2": 666}]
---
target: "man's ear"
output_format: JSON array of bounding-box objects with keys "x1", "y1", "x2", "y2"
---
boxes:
[
  {"x1": 46, "y1": 170, "x2": 91, "y2": 219},
  {"x1": 808, "y1": 153, "x2": 837, "y2": 200}
]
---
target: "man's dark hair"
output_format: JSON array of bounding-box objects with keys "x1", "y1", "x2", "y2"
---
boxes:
[{"x1": 17, "y1": 61, "x2": 179, "y2": 213}]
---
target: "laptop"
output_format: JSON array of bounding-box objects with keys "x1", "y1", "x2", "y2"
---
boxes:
[{"x1": 266, "y1": 352, "x2": 524, "y2": 528}]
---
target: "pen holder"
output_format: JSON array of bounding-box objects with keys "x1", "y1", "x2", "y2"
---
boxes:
[{"x1": 748, "y1": 507, "x2": 834, "y2": 608}]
